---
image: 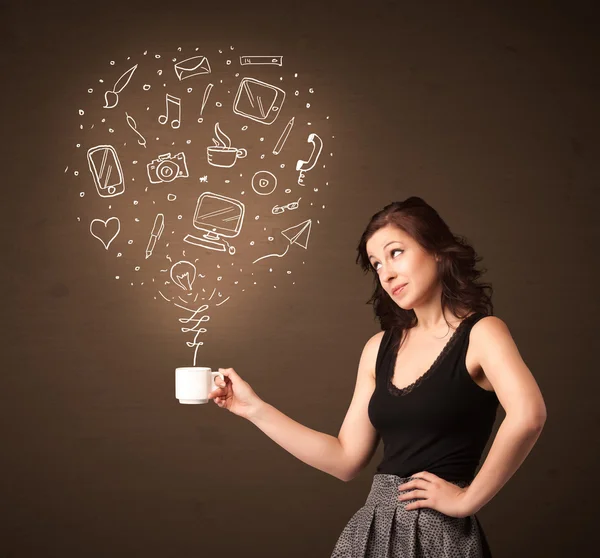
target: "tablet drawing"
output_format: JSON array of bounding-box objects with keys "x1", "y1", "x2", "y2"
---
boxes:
[{"x1": 233, "y1": 77, "x2": 286, "y2": 125}]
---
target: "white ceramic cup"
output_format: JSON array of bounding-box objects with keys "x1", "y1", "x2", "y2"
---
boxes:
[{"x1": 176, "y1": 367, "x2": 226, "y2": 404}]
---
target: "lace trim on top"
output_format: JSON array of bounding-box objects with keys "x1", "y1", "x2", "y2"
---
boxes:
[{"x1": 387, "y1": 313, "x2": 479, "y2": 397}]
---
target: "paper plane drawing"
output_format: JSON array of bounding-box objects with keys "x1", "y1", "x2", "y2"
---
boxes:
[
  {"x1": 252, "y1": 219, "x2": 312, "y2": 264},
  {"x1": 281, "y1": 219, "x2": 311, "y2": 249}
]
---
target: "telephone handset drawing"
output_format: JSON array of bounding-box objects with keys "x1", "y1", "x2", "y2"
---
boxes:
[{"x1": 296, "y1": 132, "x2": 323, "y2": 186}]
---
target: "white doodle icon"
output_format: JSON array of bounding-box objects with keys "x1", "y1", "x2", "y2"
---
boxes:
[
  {"x1": 174, "y1": 56, "x2": 211, "y2": 80},
  {"x1": 239, "y1": 55, "x2": 283, "y2": 66},
  {"x1": 253, "y1": 219, "x2": 312, "y2": 264},
  {"x1": 197, "y1": 83, "x2": 214, "y2": 123},
  {"x1": 296, "y1": 132, "x2": 323, "y2": 186},
  {"x1": 272, "y1": 197, "x2": 301, "y2": 214},
  {"x1": 103, "y1": 64, "x2": 137, "y2": 109},
  {"x1": 170, "y1": 260, "x2": 196, "y2": 290},
  {"x1": 147, "y1": 152, "x2": 189, "y2": 184},
  {"x1": 90, "y1": 217, "x2": 120, "y2": 249},
  {"x1": 273, "y1": 117, "x2": 294, "y2": 155},
  {"x1": 183, "y1": 192, "x2": 245, "y2": 255},
  {"x1": 146, "y1": 213, "x2": 165, "y2": 259},
  {"x1": 158, "y1": 93, "x2": 181, "y2": 128},
  {"x1": 87, "y1": 145, "x2": 125, "y2": 197},
  {"x1": 282, "y1": 219, "x2": 311, "y2": 249},
  {"x1": 125, "y1": 112, "x2": 147, "y2": 148},
  {"x1": 233, "y1": 77, "x2": 286, "y2": 125},
  {"x1": 177, "y1": 303, "x2": 210, "y2": 367},
  {"x1": 252, "y1": 170, "x2": 277, "y2": 196},
  {"x1": 207, "y1": 123, "x2": 247, "y2": 168}
]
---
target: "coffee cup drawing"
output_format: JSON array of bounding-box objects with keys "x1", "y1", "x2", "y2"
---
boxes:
[
  {"x1": 176, "y1": 367, "x2": 225, "y2": 404},
  {"x1": 207, "y1": 122, "x2": 247, "y2": 168}
]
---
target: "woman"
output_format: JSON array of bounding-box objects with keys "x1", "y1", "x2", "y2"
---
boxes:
[{"x1": 208, "y1": 197, "x2": 547, "y2": 557}]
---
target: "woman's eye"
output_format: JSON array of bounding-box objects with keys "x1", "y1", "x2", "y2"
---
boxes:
[{"x1": 372, "y1": 249, "x2": 402, "y2": 271}]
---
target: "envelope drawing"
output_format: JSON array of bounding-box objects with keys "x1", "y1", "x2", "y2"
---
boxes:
[{"x1": 174, "y1": 56, "x2": 211, "y2": 81}]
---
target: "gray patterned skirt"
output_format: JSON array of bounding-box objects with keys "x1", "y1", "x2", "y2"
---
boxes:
[{"x1": 330, "y1": 474, "x2": 492, "y2": 557}]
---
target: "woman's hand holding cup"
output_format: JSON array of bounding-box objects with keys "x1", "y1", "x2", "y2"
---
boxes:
[{"x1": 208, "y1": 367, "x2": 263, "y2": 419}]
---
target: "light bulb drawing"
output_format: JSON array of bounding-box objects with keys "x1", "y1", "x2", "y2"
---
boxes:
[{"x1": 170, "y1": 260, "x2": 196, "y2": 290}]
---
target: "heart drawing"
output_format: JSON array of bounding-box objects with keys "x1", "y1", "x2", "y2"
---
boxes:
[{"x1": 90, "y1": 217, "x2": 121, "y2": 249}]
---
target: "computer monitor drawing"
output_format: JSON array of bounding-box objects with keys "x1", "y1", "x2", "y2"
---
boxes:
[{"x1": 183, "y1": 192, "x2": 245, "y2": 254}]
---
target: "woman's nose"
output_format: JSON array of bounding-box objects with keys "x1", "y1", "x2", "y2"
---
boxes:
[{"x1": 381, "y1": 267, "x2": 396, "y2": 282}]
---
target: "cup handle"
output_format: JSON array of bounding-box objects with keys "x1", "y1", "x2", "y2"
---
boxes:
[
  {"x1": 211, "y1": 371, "x2": 225, "y2": 386},
  {"x1": 237, "y1": 148, "x2": 247, "y2": 159}
]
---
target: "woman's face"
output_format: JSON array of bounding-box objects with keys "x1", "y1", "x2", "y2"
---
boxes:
[{"x1": 365, "y1": 224, "x2": 440, "y2": 308}]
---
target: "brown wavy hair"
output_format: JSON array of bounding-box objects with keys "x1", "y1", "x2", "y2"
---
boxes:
[{"x1": 356, "y1": 196, "x2": 494, "y2": 331}]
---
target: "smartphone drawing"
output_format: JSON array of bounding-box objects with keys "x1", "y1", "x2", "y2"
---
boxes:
[
  {"x1": 87, "y1": 145, "x2": 125, "y2": 198},
  {"x1": 233, "y1": 78, "x2": 286, "y2": 125}
]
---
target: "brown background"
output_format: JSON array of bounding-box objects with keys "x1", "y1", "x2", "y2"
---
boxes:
[{"x1": 2, "y1": 1, "x2": 598, "y2": 556}]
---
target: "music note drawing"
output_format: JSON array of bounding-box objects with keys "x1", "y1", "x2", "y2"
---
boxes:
[{"x1": 158, "y1": 94, "x2": 182, "y2": 129}]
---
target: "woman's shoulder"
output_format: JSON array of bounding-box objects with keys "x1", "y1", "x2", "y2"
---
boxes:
[
  {"x1": 362, "y1": 330, "x2": 390, "y2": 381},
  {"x1": 470, "y1": 314, "x2": 508, "y2": 334},
  {"x1": 365, "y1": 330, "x2": 386, "y2": 351},
  {"x1": 362, "y1": 330, "x2": 393, "y2": 361},
  {"x1": 468, "y1": 314, "x2": 511, "y2": 364}
]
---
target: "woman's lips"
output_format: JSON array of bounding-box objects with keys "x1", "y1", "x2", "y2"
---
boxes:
[{"x1": 392, "y1": 283, "x2": 407, "y2": 296}]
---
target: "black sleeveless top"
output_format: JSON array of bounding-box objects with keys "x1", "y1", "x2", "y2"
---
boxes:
[{"x1": 367, "y1": 312, "x2": 499, "y2": 482}]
